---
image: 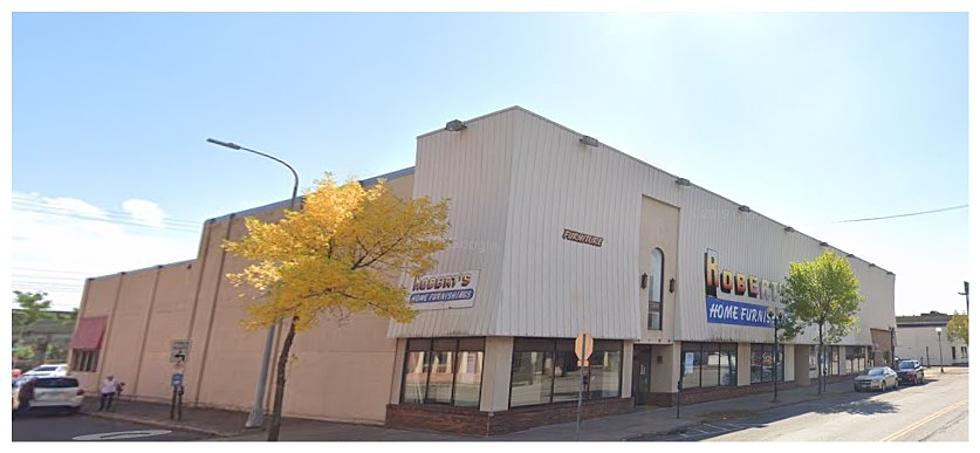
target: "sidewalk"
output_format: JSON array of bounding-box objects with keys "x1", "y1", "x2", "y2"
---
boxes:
[
  {"x1": 81, "y1": 397, "x2": 247, "y2": 437},
  {"x1": 83, "y1": 376, "x2": 875, "y2": 441}
]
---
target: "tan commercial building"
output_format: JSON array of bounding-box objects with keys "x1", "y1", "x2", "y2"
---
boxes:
[
  {"x1": 69, "y1": 106, "x2": 896, "y2": 435},
  {"x1": 895, "y1": 312, "x2": 968, "y2": 367}
]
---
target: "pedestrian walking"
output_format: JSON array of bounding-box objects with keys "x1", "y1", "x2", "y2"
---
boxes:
[
  {"x1": 99, "y1": 375, "x2": 117, "y2": 411},
  {"x1": 16, "y1": 378, "x2": 36, "y2": 417}
]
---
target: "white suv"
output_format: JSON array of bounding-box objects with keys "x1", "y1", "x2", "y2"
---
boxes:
[
  {"x1": 13, "y1": 377, "x2": 85, "y2": 414},
  {"x1": 21, "y1": 364, "x2": 69, "y2": 379}
]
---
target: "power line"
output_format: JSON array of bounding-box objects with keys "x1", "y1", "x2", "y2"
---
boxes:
[
  {"x1": 12, "y1": 205, "x2": 201, "y2": 233},
  {"x1": 835, "y1": 204, "x2": 968, "y2": 223},
  {"x1": 12, "y1": 200, "x2": 203, "y2": 229},
  {"x1": 12, "y1": 196, "x2": 203, "y2": 226},
  {"x1": 13, "y1": 267, "x2": 89, "y2": 275}
]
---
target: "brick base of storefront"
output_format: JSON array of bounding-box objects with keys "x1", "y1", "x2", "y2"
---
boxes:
[
  {"x1": 646, "y1": 373, "x2": 859, "y2": 407},
  {"x1": 385, "y1": 398, "x2": 635, "y2": 436}
]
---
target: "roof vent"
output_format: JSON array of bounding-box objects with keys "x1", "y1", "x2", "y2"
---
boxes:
[
  {"x1": 846, "y1": 253, "x2": 855, "y2": 258},
  {"x1": 886, "y1": 271, "x2": 895, "y2": 276},
  {"x1": 783, "y1": 226, "x2": 795, "y2": 233},
  {"x1": 819, "y1": 241, "x2": 829, "y2": 247},
  {"x1": 675, "y1": 178, "x2": 692, "y2": 187},
  {"x1": 445, "y1": 119, "x2": 467, "y2": 132},
  {"x1": 579, "y1": 135, "x2": 599, "y2": 147},
  {"x1": 869, "y1": 263, "x2": 877, "y2": 268},
  {"x1": 738, "y1": 205, "x2": 751, "y2": 213}
]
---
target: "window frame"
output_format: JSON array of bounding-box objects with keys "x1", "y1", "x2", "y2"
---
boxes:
[
  {"x1": 399, "y1": 337, "x2": 485, "y2": 408},
  {"x1": 507, "y1": 338, "x2": 624, "y2": 409},
  {"x1": 647, "y1": 247, "x2": 665, "y2": 331},
  {"x1": 71, "y1": 349, "x2": 99, "y2": 373},
  {"x1": 680, "y1": 342, "x2": 737, "y2": 388}
]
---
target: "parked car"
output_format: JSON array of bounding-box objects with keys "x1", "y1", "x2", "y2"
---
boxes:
[
  {"x1": 21, "y1": 364, "x2": 69, "y2": 379},
  {"x1": 896, "y1": 360, "x2": 924, "y2": 385},
  {"x1": 854, "y1": 367, "x2": 898, "y2": 392},
  {"x1": 12, "y1": 376, "x2": 85, "y2": 415}
]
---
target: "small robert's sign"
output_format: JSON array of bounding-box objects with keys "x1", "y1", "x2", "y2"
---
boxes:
[
  {"x1": 562, "y1": 229, "x2": 604, "y2": 247},
  {"x1": 409, "y1": 270, "x2": 480, "y2": 310}
]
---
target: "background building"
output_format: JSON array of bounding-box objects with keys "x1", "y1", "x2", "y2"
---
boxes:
[
  {"x1": 69, "y1": 106, "x2": 896, "y2": 435},
  {"x1": 895, "y1": 311, "x2": 968, "y2": 367}
]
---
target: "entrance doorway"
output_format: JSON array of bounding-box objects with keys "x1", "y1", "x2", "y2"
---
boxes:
[{"x1": 633, "y1": 344, "x2": 652, "y2": 405}]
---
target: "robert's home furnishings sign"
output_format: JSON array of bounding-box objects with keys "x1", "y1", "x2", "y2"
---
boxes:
[{"x1": 408, "y1": 270, "x2": 480, "y2": 310}]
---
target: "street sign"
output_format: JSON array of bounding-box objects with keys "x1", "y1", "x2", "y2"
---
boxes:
[
  {"x1": 170, "y1": 339, "x2": 191, "y2": 363},
  {"x1": 171, "y1": 373, "x2": 184, "y2": 387},
  {"x1": 575, "y1": 331, "x2": 594, "y2": 367}
]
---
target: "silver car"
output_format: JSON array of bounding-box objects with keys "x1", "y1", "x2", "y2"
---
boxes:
[{"x1": 854, "y1": 367, "x2": 898, "y2": 392}]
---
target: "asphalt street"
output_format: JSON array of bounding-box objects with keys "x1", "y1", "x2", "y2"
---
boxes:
[
  {"x1": 12, "y1": 411, "x2": 209, "y2": 441},
  {"x1": 702, "y1": 368, "x2": 969, "y2": 441}
]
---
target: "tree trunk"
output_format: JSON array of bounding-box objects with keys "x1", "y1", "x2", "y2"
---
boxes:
[
  {"x1": 818, "y1": 323, "x2": 824, "y2": 395},
  {"x1": 267, "y1": 316, "x2": 298, "y2": 441}
]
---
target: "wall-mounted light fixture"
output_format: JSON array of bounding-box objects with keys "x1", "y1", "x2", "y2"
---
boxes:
[
  {"x1": 445, "y1": 119, "x2": 467, "y2": 132},
  {"x1": 579, "y1": 135, "x2": 600, "y2": 147},
  {"x1": 869, "y1": 263, "x2": 877, "y2": 268},
  {"x1": 738, "y1": 205, "x2": 751, "y2": 213},
  {"x1": 886, "y1": 271, "x2": 895, "y2": 276},
  {"x1": 640, "y1": 273, "x2": 648, "y2": 289},
  {"x1": 675, "y1": 178, "x2": 692, "y2": 187},
  {"x1": 819, "y1": 241, "x2": 829, "y2": 247},
  {"x1": 784, "y1": 226, "x2": 795, "y2": 233},
  {"x1": 669, "y1": 278, "x2": 676, "y2": 293},
  {"x1": 846, "y1": 253, "x2": 855, "y2": 258}
]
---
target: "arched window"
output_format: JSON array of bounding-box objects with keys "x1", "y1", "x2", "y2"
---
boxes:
[{"x1": 648, "y1": 248, "x2": 664, "y2": 330}]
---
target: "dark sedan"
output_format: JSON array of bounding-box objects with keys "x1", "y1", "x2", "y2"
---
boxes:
[{"x1": 896, "y1": 359, "x2": 924, "y2": 385}]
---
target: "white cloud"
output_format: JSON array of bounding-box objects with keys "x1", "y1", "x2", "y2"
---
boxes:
[
  {"x1": 121, "y1": 198, "x2": 166, "y2": 227},
  {"x1": 11, "y1": 192, "x2": 200, "y2": 311}
]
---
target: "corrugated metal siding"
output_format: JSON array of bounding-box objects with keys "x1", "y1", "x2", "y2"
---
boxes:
[
  {"x1": 389, "y1": 106, "x2": 896, "y2": 343},
  {"x1": 387, "y1": 110, "x2": 516, "y2": 337}
]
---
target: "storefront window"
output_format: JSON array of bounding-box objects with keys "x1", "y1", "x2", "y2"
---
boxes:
[
  {"x1": 552, "y1": 342, "x2": 582, "y2": 403},
  {"x1": 721, "y1": 344, "x2": 738, "y2": 386},
  {"x1": 681, "y1": 343, "x2": 702, "y2": 388},
  {"x1": 751, "y1": 344, "x2": 783, "y2": 384},
  {"x1": 681, "y1": 342, "x2": 736, "y2": 388},
  {"x1": 425, "y1": 339, "x2": 456, "y2": 404},
  {"x1": 402, "y1": 340, "x2": 431, "y2": 404},
  {"x1": 648, "y1": 248, "x2": 664, "y2": 330},
  {"x1": 509, "y1": 338, "x2": 623, "y2": 407},
  {"x1": 453, "y1": 343, "x2": 484, "y2": 408},
  {"x1": 401, "y1": 338, "x2": 484, "y2": 407},
  {"x1": 589, "y1": 347, "x2": 623, "y2": 399},
  {"x1": 830, "y1": 346, "x2": 840, "y2": 376},
  {"x1": 809, "y1": 345, "x2": 818, "y2": 379}
]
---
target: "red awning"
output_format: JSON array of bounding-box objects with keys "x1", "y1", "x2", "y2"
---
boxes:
[{"x1": 70, "y1": 316, "x2": 108, "y2": 350}]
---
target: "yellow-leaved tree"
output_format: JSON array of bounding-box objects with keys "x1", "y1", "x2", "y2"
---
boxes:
[{"x1": 223, "y1": 175, "x2": 450, "y2": 441}]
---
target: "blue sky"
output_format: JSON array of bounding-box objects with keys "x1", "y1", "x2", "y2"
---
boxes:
[{"x1": 12, "y1": 12, "x2": 967, "y2": 314}]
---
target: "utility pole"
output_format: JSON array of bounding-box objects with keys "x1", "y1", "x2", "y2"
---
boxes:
[{"x1": 958, "y1": 281, "x2": 969, "y2": 313}]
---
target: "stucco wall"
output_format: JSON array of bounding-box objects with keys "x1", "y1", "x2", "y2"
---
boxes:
[
  {"x1": 896, "y1": 325, "x2": 968, "y2": 366},
  {"x1": 71, "y1": 171, "x2": 414, "y2": 424}
]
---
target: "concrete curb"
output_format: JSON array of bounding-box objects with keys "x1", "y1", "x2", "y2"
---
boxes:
[{"x1": 81, "y1": 410, "x2": 241, "y2": 438}]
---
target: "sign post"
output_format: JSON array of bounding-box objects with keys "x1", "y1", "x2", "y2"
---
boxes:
[
  {"x1": 170, "y1": 363, "x2": 185, "y2": 421},
  {"x1": 574, "y1": 331, "x2": 594, "y2": 440}
]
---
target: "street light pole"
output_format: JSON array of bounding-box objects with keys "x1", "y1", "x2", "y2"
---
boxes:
[
  {"x1": 935, "y1": 327, "x2": 945, "y2": 374},
  {"x1": 767, "y1": 309, "x2": 783, "y2": 402},
  {"x1": 958, "y1": 281, "x2": 969, "y2": 313},
  {"x1": 206, "y1": 138, "x2": 299, "y2": 429}
]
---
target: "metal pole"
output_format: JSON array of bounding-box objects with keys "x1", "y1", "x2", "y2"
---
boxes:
[
  {"x1": 676, "y1": 375, "x2": 682, "y2": 419},
  {"x1": 575, "y1": 365, "x2": 584, "y2": 440},
  {"x1": 938, "y1": 332, "x2": 945, "y2": 373},
  {"x1": 772, "y1": 318, "x2": 779, "y2": 402},
  {"x1": 206, "y1": 138, "x2": 299, "y2": 430}
]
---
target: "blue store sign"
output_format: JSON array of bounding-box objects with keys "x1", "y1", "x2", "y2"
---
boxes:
[{"x1": 705, "y1": 296, "x2": 772, "y2": 328}]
